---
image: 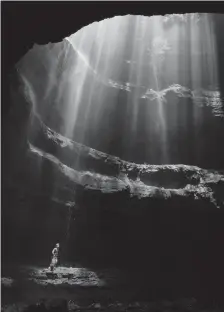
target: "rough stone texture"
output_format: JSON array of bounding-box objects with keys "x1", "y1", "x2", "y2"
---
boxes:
[
  {"x1": 3, "y1": 298, "x2": 223, "y2": 312},
  {"x1": 12, "y1": 16, "x2": 224, "y2": 168},
  {"x1": 2, "y1": 15, "x2": 224, "y2": 304},
  {"x1": 2, "y1": 68, "x2": 224, "y2": 293}
]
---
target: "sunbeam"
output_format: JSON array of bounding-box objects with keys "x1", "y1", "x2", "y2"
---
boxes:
[{"x1": 16, "y1": 13, "x2": 223, "y2": 166}]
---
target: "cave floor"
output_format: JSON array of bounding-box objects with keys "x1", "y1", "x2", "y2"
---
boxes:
[{"x1": 1, "y1": 265, "x2": 223, "y2": 312}]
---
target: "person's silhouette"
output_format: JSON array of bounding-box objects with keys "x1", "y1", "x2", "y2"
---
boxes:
[{"x1": 49, "y1": 243, "x2": 60, "y2": 272}]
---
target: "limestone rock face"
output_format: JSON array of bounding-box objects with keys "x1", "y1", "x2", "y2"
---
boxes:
[
  {"x1": 3, "y1": 66, "x2": 224, "y2": 272},
  {"x1": 14, "y1": 14, "x2": 224, "y2": 168},
  {"x1": 2, "y1": 16, "x2": 224, "y2": 295}
]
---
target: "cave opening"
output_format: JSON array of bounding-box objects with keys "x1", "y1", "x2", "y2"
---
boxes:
[
  {"x1": 16, "y1": 13, "x2": 224, "y2": 169},
  {"x1": 2, "y1": 9, "x2": 224, "y2": 310}
]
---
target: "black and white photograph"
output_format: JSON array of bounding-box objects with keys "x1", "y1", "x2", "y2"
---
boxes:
[{"x1": 2, "y1": 2, "x2": 224, "y2": 312}]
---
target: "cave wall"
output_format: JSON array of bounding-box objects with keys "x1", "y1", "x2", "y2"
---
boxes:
[
  {"x1": 3, "y1": 5, "x2": 224, "y2": 169},
  {"x1": 3, "y1": 3, "x2": 224, "y2": 113},
  {"x1": 12, "y1": 14, "x2": 224, "y2": 169},
  {"x1": 2, "y1": 3, "x2": 224, "y2": 302}
]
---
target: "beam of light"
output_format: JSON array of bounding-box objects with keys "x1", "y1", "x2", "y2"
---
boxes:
[
  {"x1": 43, "y1": 46, "x2": 67, "y2": 101},
  {"x1": 89, "y1": 15, "x2": 132, "y2": 140},
  {"x1": 60, "y1": 13, "x2": 221, "y2": 163},
  {"x1": 162, "y1": 13, "x2": 221, "y2": 164},
  {"x1": 17, "y1": 70, "x2": 37, "y2": 114},
  {"x1": 15, "y1": 67, "x2": 45, "y2": 135},
  {"x1": 163, "y1": 13, "x2": 220, "y2": 107},
  {"x1": 145, "y1": 16, "x2": 170, "y2": 163},
  {"x1": 17, "y1": 13, "x2": 222, "y2": 168},
  {"x1": 55, "y1": 29, "x2": 97, "y2": 139},
  {"x1": 121, "y1": 15, "x2": 146, "y2": 159},
  {"x1": 69, "y1": 20, "x2": 112, "y2": 148},
  {"x1": 65, "y1": 37, "x2": 98, "y2": 76},
  {"x1": 64, "y1": 16, "x2": 132, "y2": 150}
]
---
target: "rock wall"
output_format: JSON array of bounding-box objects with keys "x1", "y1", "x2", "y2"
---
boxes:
[
  {"x1": 2, "y1": 68, "x2": 224, "y2": 279},
  {"x1": 2, "y1": 12, "x2": 224, "y2": 301},
  {"x1": 14, "y1": 15, "x2": 224, "y2": 168}
]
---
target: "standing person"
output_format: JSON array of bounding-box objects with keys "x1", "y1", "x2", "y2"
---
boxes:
[{"x1": 49, "y1": 243, "x2": 60, "y2": 272}]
